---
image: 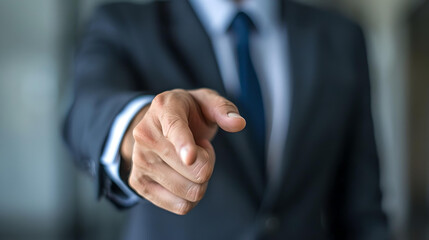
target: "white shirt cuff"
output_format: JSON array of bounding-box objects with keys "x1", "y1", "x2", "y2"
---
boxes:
[{"x1": 101, "y1": 95, "x2": 154, "y2": 206}]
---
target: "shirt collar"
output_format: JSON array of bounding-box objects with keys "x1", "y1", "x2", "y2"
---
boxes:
[{"x1": 189, "y1": 0, "x2": 279, "y2": 35}]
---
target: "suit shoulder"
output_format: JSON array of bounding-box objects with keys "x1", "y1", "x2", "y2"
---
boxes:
[
  {"x1": 90, "y1": 1, "x2": 161, "y2": 28},
  {"x1": 95, "y1": 1, "x2": 158, "y2": 15},
  {"x1": 286, "y1": 1, "x2": 362, "y2": 35}
]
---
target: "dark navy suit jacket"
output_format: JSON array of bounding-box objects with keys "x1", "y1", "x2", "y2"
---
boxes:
[{"x1": 64, "y1": 1, "x2": 389, "y2": 239}]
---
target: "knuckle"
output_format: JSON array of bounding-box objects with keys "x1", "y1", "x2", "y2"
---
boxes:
[
  {"x1": 128, "y1": 175, "x2": 139, "y2": 189},
  {"x1": 167, "y1": 115, "x2": 183, "y2": 129},
  {"x1": 193, "y1": 158, "x2": 213, "y2": 183},
  {"x1": 133, "y1": 125, "x2": 160, "y2": 148},
  {"x1": 160, "y1": 147, "x2": 175, "y2": 161},
  {"x1": 154, "y1": 89, "x2": 188, "y2": 109},
  {"x1": 152, "y1": 92, "x2": 168, "y2": 108},
  {"x1": 151, "y1": 97, "x2": 163, "y2": 109},
  {"x1": 176, "y1": 201, "x2": 192, "y2": 215},
  {"x1": 216, "y1": 97, "x2": 236, "y2": 111},
  {"x1": 140, "y1": 183, "x2": 151, "y2": 196},
  {"x1": 171, "y1": 88, "x2": 187, "y2": 95},
  {"x1": 129, "y1": 175, "x2": 151, "y2": 196},
  {"x1": 162, "y1": 115, "x2": 184, "y2": 137},
  {"x1": 199, "y1": 88, "x2": 218, "y2": 96},
  {"x1": 138, "y1": 156, "x2": 156, "y2": 173},
  {"x1": 132, "y1": 126, "x2": 143, "y2": 142},
  {"x1": 132, "y1": 151, "x2": 157, "y2": 173},
  {"x1": 186, "y1": 184, "x2": 205, "y2": 202}
]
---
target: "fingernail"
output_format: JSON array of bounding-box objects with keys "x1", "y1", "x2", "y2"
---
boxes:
[
  {"x1": 180, "y1": 147, "x2": 189, "y2": 163},
  {"x1": 227, "y1": 112, "x2": 242, "y2": 119}
]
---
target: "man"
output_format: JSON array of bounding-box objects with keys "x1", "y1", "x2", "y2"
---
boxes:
[{"x1": 64, "y1": 0, "x2": 390, "y2": 239}]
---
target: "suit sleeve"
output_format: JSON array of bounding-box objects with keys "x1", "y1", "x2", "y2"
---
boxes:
[
  {"x1": 63, "y1": 6, "x2": 149, "y2": 208},
  {"x1": 101, "y1": 96, "x2": 153, "y2": 207},
  {"x1": 327, "y1": 25, "x2": 390, "y2": 240}
]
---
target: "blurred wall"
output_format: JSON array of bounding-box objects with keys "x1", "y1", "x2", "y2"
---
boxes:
[
  {"x1": 0, "y1": 0, "x2": 427, "y2": 240},
  {"x1": 408, "y1": 2, "x2": 429, "y2": 239},
  {"x1": 0, "y1": 1, "x2": 128, "y2": 239},
  {"x1": 0, "y1": 0, "x2": 69, "y2": 238}
]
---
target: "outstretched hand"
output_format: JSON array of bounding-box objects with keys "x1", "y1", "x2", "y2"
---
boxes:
[{"x1": 120, "y1": 88, "x2": 246, "y2": 215}]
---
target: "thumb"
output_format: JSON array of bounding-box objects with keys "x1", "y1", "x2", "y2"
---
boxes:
[{"x1": 189, "y1": 89, "x2": 246, "y2": 133}]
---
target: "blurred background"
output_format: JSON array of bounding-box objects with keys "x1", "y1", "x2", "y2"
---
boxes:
[{"x1": 0, "y1": 0, "x2": 427, "y2": 239}]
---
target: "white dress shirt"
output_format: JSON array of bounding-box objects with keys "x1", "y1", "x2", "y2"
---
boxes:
[{"x1": 101, "y1": 0, "x2": 291, "y2": 206}]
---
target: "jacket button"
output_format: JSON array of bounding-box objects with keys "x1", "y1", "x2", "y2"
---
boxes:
[{"x1": 264, "y1": 216, "x2": 280, "y2": 233}]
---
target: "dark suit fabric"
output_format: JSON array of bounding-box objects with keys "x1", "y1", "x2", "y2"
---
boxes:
[{"x1": 63, "y1": 1, "x2": 389, "y2": 239}]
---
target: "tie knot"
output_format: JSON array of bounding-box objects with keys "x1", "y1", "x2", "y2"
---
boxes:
[{"x1": 229, "y1": 11, "x2": 256, "y2": 34}]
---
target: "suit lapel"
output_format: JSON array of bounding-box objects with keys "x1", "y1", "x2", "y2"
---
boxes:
[
  {"x1": 260, "y1": 0, "x2": 321, "y2": 211},
  {"x1": 163, "y1": 1, "x2": 226, "y2": 95},
  {"x1": 164, "y1": 1, "x2": 266, "y2": 200}
]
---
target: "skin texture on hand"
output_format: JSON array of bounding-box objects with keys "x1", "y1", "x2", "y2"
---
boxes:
[{"x1": 120, "y1": 88, "x2": 246, "y2": 215}]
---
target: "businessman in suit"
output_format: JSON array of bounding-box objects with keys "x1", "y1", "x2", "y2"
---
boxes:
[{"x1": 64, "y1": 0, "x2": 389, "y2": 239}]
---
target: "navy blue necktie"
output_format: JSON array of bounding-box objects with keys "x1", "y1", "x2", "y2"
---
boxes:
[{"x1": 230, "y1": 12, "x2": 266, "y2": 179}]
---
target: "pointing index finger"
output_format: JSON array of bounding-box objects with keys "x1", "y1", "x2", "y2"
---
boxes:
[{"x1": 152, "y1": 92, "x2": 197, "y2": 165}]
